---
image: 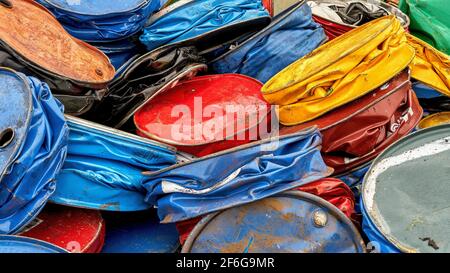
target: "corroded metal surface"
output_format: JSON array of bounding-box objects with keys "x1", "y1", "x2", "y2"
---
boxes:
[{"x1": 0, "y1": 0, "x2": 115, "y2": 84}]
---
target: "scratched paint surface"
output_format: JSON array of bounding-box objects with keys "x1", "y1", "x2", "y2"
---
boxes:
[
  {"x1": 187, "y1": 194, "x2": 365, "y2": 253},
  {"x1": 363, "y1": 125, "x2": 450, "y2": 253}
]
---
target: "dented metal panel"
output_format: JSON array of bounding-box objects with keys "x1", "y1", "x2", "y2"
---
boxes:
[
  {"x1": 36, "y1": 0, "x2": 162, "y2": 42},
  {"x1": 182, "y1": 191, "x2": 365, "y2": 253},
  {"x1": 142, "y1": 127, "x2": 332, "y2": 223},
  {"x1": 418, "y1": 112, "x2": 450, "y2": 129},
  {"x1": 87, "y1": 46, "x2": 207, "y2": 128},
  {"x1": 50, "y1": 116, "x2": 178, "y2": 212},
  {"x1": 362, "y1": 125, "x2": 450, "y2": 253},
  {"x1": 209, "y1": 0, "x2": 327, "y2": 83},
  {"x1": 20, "y1": 205, "x2": 105, "y2": 253},
  {"x1": 279, "y1": 70, "x2": 423, "y2": 174},
  {"x1": 0, "y1": 68, "x2": 69, "y2": 234},
  {"x1": 135, "y1": 74, "x2": 271, "y2": 157},
  {"x1": 140, "y1": 0, "x2": 271, "y2": 52}
]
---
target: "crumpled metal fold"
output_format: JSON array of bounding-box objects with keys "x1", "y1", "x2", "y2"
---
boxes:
[
  {"x1": 36, "y1": 0, "x2": 163, "y2": 42},
  {"x1": 50, "y1": 117, "x2": 178, "y2": 212},
  {"x1": 142, "y1": 127, "x2": 332, "y2": 223},
  {"x1": 0, "y1": 68, "x2": 68, "y2": 234},
  {"x1": 262, "y1": 15, "x2": 414, "y2": 126},
  {"x1": 407, "y1": 34, "x2": 450, "y2": 97},
  {"x1": 209, "y1": 0, "x2": 327, "y2": 83},
  {"x1": 140, "y1": 0, "x2": 271, "y2": 52},
  {"x1": 87, "y1": 46, "x2": 207, "y2": 128}
]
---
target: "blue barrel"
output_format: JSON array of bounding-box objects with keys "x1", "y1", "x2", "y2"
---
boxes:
[
  {"x1": 361, "y1": 125, "x2": 450, "y2": 253},
  {"x1": 182, "y1": 191, "x2": 366, "y2": 253},
  {"x1": 0, "y1": 236, "x2": 68, "y2": 253},
  {"x1": 50, "y1": 116, "x2": 178, "y2": 212},
  {"x1": 101, "y1": 210, "x2": 179, "y2": 253},
  {"x1": 0, "y1": 68, "x2": 68, "y2": 234},
  {"x1": 36, "y1": 0, "x2": 164, "y2": 42},
  {"x1": 209, "y1": 0, "x2": 327, "y2": 83},
  {"x1": 140, "y1": 0, "x2": 271, "y2": 52}
]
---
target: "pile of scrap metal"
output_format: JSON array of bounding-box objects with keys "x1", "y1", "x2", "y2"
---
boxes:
[{"x1": 0, "y1": 0, "x2": 448, "y2": 253}]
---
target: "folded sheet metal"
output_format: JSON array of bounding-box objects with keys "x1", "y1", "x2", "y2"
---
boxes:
[
  {"x1": 417, "y1": 112, "x2": 450, "y2": 130},
  {"x1": 176, "y1": 177, "x2": 356, "y2": 245},
  {"x1": 262, "y1": 16, "x2": 414, "y2": 126},
  {"x1": 0, "y1": 0, "x2": 115, "y2": 116},
  {"x1": 279, "y1": 70, "x2": 423, "y2": 174},
  {"x1": 209, "y1": 0, "x2": 326, "y2": 83},
  {"x1": 36, "y1": 0, "x2": 163, "y2": 42},
  {"x1": 50, "y1": 116, "x2": 178, "y2": 212},
  {"x1": 181, "y1": 191, "x2": 365, "y2": 253},
  {"x1": 88, "y1": 46, "x2": 207, "y2": 128},
  {"x1": 407, "y1": 34, "x2": 450, "y2": 98},
  {"x1": 399, "y1": 0, "x2": 450, "y2": 55},
  {"x1": 135, "y1": 74, "x2": 271, "y2": 157},
  {"x1": 413, "y1": 82, "x2": 450, "y2": 113},
  {"x1": 0, "y1": 235, "x2": 68, "y2": 253},
  {"x1": 91, "y1": 38, "x2": 145, "y2": 70},
  {"x1": 140, "y1": 0, "x2": 271, "y2": 52},
  {"x1": 361, "y1": 125, "x2": 450, "y2": 253},
  {"x1": 20, "y1": 205, "x2": 105, "y2": 253},
  {"x1": 0, "y1": 68, "x2": 68, "y2": 235},
  {"x1": 142, "y1": 127, "x2": 332, "y2": 223},
  {"x1": 101, "y1": 210, "x2": 179, "y2": 253},
  {"x1": 307, "y1": 0, "x2": 409, "y2": 40}
]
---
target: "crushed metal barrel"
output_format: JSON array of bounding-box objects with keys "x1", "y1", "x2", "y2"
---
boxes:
[{"x1": 0, "y1": 0, "x2": 449, "y2": 255}]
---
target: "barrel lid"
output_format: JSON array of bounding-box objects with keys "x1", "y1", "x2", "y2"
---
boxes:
[
  {"x1": 362, "y1": 125, "x2": 450, "y2": 253},
  {"x1": 19, "y1": 205, "x2": 105, "y2": 253},
  {"x1": 38, "y1": 0, "x2": 149, "y2": 16},
  {"x1": 101, "y1": 210, "x2": 180, "y2": 253},
  {"x1": 0, "y1": 68, "x2": 32, "y2": 182},
  {"x1": 0, "y1": 235, "x2": 68, "y2": 253},
  {"x1": 182, "y1": 191, "x2": 365, "y2": 253},
  {"x1": 0, "y1": 0, "x2": 115, "y2": 86},
  {"x1": 418, "y1": 112, "x2": 450, "y2": 129},
  {"x1": 135, "y1": 74, "x2": 269, "y2": 147}
]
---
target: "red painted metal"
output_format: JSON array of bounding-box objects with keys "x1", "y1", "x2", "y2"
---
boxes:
[
  {"x1": 175, "y1": 178, "x2": 356, "y2": 245},
  {"x1": 312, "y1": 15, "x2": 353, "y2": 40},
  {"x1": 20, "y1": 205, "x2": 105, "y2": 253},
  {"x1": 279, "y1": 70, "x2": 423, "y2": 175},
  {"x1": 262, "y1": 0, "x2": 273, "y2": 16},
  {"x1": 135, "y1": 74, "x2": 271, "y2": 157}
]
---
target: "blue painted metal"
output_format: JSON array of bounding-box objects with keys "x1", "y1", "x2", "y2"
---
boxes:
[
  {"x1": 140, "y1": 0, "x2": 271, "y2": 52},
  {"x1": 0, "y1": 235, "x2": 68, "y2": 253},
  {"x1": 182, "y1": 191, "x2": 366, "y2": 253},
  {"x1": 361, "y1": 125, "x2": 450, "y2": 253},
  {"x1": 50, "y1": 116, "x2": 178, "y2": 212},
  {"x1": 143, "y1": 127, "x2": 333, "y2": 223},
  {"x1": 0, "y1": 68, "x2": 68, "y2": 234},
  {"x1": 101, "y1": 210, "x2": 179, "y2": 253},
  {"x1": 336, "y1": 163, "x2": 370, "y2": 213},
  {"x1": 36, "y1": 0, "x2": 164, "y2": 42},
  {"x1": 209, "y1": 0, "x2": 327, "y2": 83},
  {"x1": 412, "y1": 82, "x2": 444, "y2": 99},
  {"x1": 91, "y1": 38, "x2": 143, "y2": 70}
]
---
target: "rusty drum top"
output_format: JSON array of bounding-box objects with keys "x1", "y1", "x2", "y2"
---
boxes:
[
  {"x1": 182, "y1": 191, "x2": 365, "y2": 253},
  {"x1": 362, "y1": 125, "x2": 450, "y2": 253}
]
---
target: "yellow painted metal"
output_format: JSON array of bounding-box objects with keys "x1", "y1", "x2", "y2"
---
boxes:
[
  {"x1": 418, "y1": 112, "x2": 450, "y2": 129},
  {"x1": 407, "y1": 34, "x2": 450, "y2": 97},
  {"x1": 261, "y1": 16, "x2": 414, "y2": 126}
]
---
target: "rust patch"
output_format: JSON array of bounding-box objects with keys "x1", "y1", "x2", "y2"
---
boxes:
[{"x1": 0, "y1": 0, "x2": 115, "y2": 84}]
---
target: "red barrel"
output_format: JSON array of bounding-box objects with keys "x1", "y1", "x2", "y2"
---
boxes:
[
  {"x1": 135, "y1": 74, "x2": 271, "y2": 157},
  {"x1": 20, "y1": 205, "x2": 105, "y2": 253},
  {"x1": 279, "y1": 70, "x2": 423, "y2": 175}
]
